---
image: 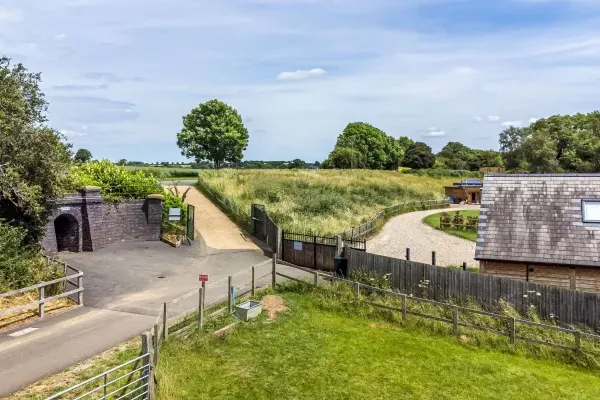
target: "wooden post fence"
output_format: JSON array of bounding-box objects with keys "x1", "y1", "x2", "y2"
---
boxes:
[
  {"x1": 38, "y1": 287, "x2": 45, "y2": 317},
  {"x1": 251, "y1": 266, "x2": 256, "y2": 296},
  {"x1": 228, "y1": 276, "x2": 233, "y2": 314},
  {"x1": 272, "y1": 253, "x2": 277, "y2": 288},
  {"x1": 162, "y1": 303, "x2": 168, "y2": 340}
]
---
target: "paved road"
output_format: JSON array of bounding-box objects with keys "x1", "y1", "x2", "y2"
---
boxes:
[
  {"x1": 0, "y1": 186, "x2": 268, "y2": 397},
  {"x1": 368, "y1": 205, "x2": 479, "y2": 268}
]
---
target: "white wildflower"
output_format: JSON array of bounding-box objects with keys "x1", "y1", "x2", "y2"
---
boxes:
[{"x1": 523, "y1": 294, "x2": 528, "y2": 298}]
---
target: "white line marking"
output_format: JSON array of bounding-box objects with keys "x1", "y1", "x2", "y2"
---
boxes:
[{"x1": 8, "y1": 327, "x2": 39, "y2": 337}]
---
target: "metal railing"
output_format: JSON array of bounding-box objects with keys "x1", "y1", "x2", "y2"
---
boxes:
[
  {"x1": 0, "y1": 255, "x2": 83, "y2": 319},
  {"x1": 45, "y1": 353, "x2": 151, "y2": 400}
]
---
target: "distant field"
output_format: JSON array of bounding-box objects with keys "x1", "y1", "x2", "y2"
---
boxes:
[
  {"x1": 126, "y1": 166, "x2": 200, "y2": 180},
  {"x1": 198, "y1": 169, "x2": 462, "y2": 235}
]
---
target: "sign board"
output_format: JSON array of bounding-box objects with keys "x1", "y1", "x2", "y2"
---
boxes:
[
  {"x1": 199, "y1": 274, "x2": 208, "y2": 282},
  {"x1": 294, "y1": 241, "x2": 303, "y2": 251},
  {"x1": 168, "y1": 208, "x2": 181, "y2": 221},
  {"x1": 59, "y1": 206, "x2": 71, "y2": 212}
]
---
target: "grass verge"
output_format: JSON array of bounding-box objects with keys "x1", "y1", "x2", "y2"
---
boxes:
[
  {"x1": 423, "y1": 209, "x2": 480, "y2": 242},
  {"x1": 156, "y1": 286, "x2": 600, "y2": 400}
]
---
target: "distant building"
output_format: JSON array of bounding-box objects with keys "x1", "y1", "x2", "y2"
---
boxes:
[
  {"x1": 444, "y1": 179, "x2": 483, "y2": 204},
  {"x1": 476, "y1": 174, "x2": 600, "y2": 292}
]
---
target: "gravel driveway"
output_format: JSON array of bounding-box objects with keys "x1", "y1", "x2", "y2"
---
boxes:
[{"x1": 367, "y1": 205, "x2": 479, "y2": 268}]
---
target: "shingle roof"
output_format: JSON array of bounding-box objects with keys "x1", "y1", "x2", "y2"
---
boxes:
[{"x1": 475, "y1": 174, "x2": 600, "y2": 267}]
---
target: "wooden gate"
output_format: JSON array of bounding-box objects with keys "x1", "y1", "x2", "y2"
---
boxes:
[{"x1": 281, "y1": 231, "x2": 337, "y2": 271}]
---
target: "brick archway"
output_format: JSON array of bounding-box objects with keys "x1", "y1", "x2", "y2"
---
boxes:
[{"x1": 54, "y1": 214, "x2": 80, "y2": 252}]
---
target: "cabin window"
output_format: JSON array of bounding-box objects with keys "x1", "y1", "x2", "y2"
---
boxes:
[{"x1": 582, "y1": 200, "x2": 600, "y2": 223}]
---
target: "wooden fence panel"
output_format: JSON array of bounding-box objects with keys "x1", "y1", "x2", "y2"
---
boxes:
[{"x1": 346, "y1": 248, "x2": 600, "y2": 332}]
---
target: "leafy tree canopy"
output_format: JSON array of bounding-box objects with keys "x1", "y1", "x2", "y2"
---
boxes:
[
  {"x1": 177, "y1": 99, "x2": 249, "y2": 169},
  {"x1": 402, "y1": 142, "x2": 435, "y2": 169},
  {"x1": 499, "y1": 111, "x2": 600, "y2": 172},
  {"x1": 74, "y1": 148, "x2": 92, "y2": 163},
  {"x1": 0, "y1": 57, "x2": 72, "y2": 243},
  {"x1": 326, "y1": 122, "x2": 401, "y2": 169}
]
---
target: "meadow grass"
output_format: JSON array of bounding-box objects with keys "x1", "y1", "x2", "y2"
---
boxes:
[
  {"x1": 198, "y1": 169, "x2": 461, "y2": 235},
  {"x1": 125, "y1": 166, "x2": 200, "y2": 180},
  {"x1": 156, "y1": 286, "x2": 600, "y2": 400},
  {"x1": 423, "y1": 209, "x2": 480, "y2": 242}
]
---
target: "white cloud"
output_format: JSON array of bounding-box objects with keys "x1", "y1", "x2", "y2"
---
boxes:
[
  {"x1": 277, "y1": 68, "x2": 326, "y2": 80},
  {"x1": 487, "y1": 116, "x2": 501, "y2": 122},
  {"x1": 422, "y1": 130, "x2": 446, "y2": 137},
  {"x1": 501, "y1": 121, "x2": 523, "y2": 128},
  {"x1": 475, "y1": 116, "x2": 483, "y2": 122},
  {"x1": 0, "y1": 7, "x2": 21, "y2": 21},
  {"x1": 529, "y1": 117, "x2": 539, "y2": 124},
  {"x1": 54, "y1": 33, "x2": 67, "y2": 41},
  {"x1": 428, "y1": 126, "x2": 438, "y2": 131}
]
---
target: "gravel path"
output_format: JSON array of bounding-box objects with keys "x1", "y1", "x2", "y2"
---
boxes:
[{"x1": 367, "y1": 205, "x2": 480, "y2": 268}]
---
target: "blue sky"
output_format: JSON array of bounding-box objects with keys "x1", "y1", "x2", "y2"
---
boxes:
[{"x1": 2, "y1": 0, "x2": 600, "y2": 163}]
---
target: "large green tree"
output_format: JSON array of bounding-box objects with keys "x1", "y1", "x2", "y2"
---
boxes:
[
  {"x1": 402, "y1": 142, "x2": 435, "y2": 169},
  {"x1": 498, "y1": 111, "x2": 600, "y2": 172},
  {"x1": 0, "y1": 57, "x2": 72, "y2": 243},
  {"x1": 74, "y1": 148, "x2": 92, "y2": 163},
  {"x1": 176, "y1": 99, "x2": 249, "y2": 169},
  {"x1": 326, "y1": 122, "x2": 401, "y2": 169}
]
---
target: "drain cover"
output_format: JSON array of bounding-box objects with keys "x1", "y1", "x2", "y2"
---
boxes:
[{"x1": 157, "y1": 275, "x2": 166, "y2": 279}]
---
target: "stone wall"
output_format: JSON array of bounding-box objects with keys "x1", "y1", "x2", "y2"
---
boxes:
[{"x1": 42, "y1": 187, "x2": 163, "y2": 253}]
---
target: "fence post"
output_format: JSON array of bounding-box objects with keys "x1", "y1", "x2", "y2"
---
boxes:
[
  {"x1": 354, "y1": 282, "x2": 360, "y2": 300},
  {"x1": 162, "y1": 303, "x2": 168, "y2": 340},
  {"x1": 153, "y1": 324, "x2": 159, "y2": 365},
  {"x1": 77, "y1": 274, "x2": 83, "y2": 305},
  {"x1": 272, "y1": 253, "x2": 277, "y2": 289},
  {"x1": 198, "y1": 287, "x2": 204, "y2": 329},
  {"x1": 313, "y1": 272, "x2": 319, "y2": 286},
  {"x1": 452, "y1": 305, "x2": 458, "y2": 335},
  {"x1": 103, "y1": 372, "x2": 108, "y2": 398},
  {"x1": 462, "y1": 262, "x2": 467, "y2": 271},
  {"x1": 141, "y1": 332, "x2": 154, "y2": 400},
  {"x1": 401, "y1": 294, "x2": 407, "y2": 321},
  {"x1": 38, "y1": 286, "x2": 45, "y2": 317},
  {"x1": 228, "y1": 276, "x2": 233, "y2": 314},
  {"x1": 202, "y1": 281, "x2": 206, "y2": 305},
  {"x1": 313, "y1": 235, "x2": 317, "y2": 269},
  {"x1": 251, "y1": 266, "x2": 256, "y2": 296},
  {"x1": 574, "y1": 331, "x2": 581, "y2": 353},
  {"x1": 509, "y1": 317, "x2": 516, "y2": 345},
  {"x1": 335, "y1": 235, "x2": 343, "y2": 257},
  {"x1": 432, "y1": 251, "x2": 436, "y2": 266},
  {"x1": 406, "y1": 248, "x2": 410, "y2": 261}
]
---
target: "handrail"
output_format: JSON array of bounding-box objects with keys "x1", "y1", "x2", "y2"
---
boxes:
[{"x1": 0, "y1": 272, "x2": 83, "y2": 299}]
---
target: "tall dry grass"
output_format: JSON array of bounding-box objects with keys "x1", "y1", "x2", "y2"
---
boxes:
[{"x1": 198, "y1": 169, "x2": 459, "y2": 235}]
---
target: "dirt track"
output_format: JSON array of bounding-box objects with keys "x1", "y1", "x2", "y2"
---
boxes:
[
  {"x1": 168, "y1": 185, "x2": 258, "y2": 251},
  {"x1": 367, "y1": 205, "x2": 479, "y2": 268}
]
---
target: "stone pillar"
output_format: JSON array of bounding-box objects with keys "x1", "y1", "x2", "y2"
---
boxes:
[
  {"x1": 79, "y1": 186, "x2": 103, "y2": 251},
  {"x1": 146, "y1": 194, "x2": 164, "y2": 241}
]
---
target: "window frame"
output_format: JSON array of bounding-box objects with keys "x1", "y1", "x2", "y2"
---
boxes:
[{"x1": 581, "y1": 199, "x2": 600, "y2": 223}]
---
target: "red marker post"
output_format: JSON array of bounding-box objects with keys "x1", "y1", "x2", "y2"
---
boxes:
[{"x1": 199, "y1": 274, "x2": 208, "y2": 306}]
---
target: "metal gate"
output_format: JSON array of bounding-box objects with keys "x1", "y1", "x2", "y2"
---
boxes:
[
  {"x1": 186, "y1": 204, "x2": 195, "y2": 240},
  {"x1": 281, "y1": 231, "x2": 338, "y2": 271},
  {"x1": 251, "y1": 204, "x2": 267, "y2": 241}
]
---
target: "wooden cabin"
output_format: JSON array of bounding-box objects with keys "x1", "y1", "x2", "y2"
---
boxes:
[{"x1": 476, "y1": 174, "x2": 600, "y2": 292}]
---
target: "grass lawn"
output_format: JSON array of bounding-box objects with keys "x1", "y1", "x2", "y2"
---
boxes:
[
  {"x1": 423, "y1": 209, "x2": 480, "y2": 242},
  {"x1": 198, "y1": 169, "x2": 463, "y2": 235},
  {"x1": 156, "y1": 291, "x2": 600, "y2": 400}
]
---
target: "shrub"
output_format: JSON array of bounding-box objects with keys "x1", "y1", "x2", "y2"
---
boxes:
[{"x1": 69, "y1": 160, "x2": 163, "y2": 201}]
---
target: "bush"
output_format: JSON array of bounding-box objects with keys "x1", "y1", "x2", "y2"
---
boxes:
[{"x1": 69, "y1": 160, "x2": 163, "y2": 200}]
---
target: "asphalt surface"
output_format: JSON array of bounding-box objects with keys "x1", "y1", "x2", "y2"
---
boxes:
[{"x1": 0, "y1": 186, "x2": 270, "y2": 397}]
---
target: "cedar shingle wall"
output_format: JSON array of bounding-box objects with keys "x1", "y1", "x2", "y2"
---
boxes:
[{"x1": 476, "y1": 174, "x2": 600, "y2": 267}]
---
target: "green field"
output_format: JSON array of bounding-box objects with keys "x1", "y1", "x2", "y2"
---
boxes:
[
  {"x1": 198, "y1": 169, "x2": 462, "y2": 235},
  {"x1": 156, "y1": 288, "x2": 600, "y2": 400},
  {"x1": 423, "y1": 209, "x2": 480, "y2": 242},
  {"x1": 125, "y1": 166, "x2": 200, "y2": 180}
]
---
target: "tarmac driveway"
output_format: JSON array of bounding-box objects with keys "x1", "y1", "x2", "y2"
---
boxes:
[{"x1": 60, "y1": 240, "x2": 269, "y2": 316}]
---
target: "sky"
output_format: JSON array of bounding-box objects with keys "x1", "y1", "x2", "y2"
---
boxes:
[{"x1": 2, "y1": 0, "x2": 600, "y2": 163}]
